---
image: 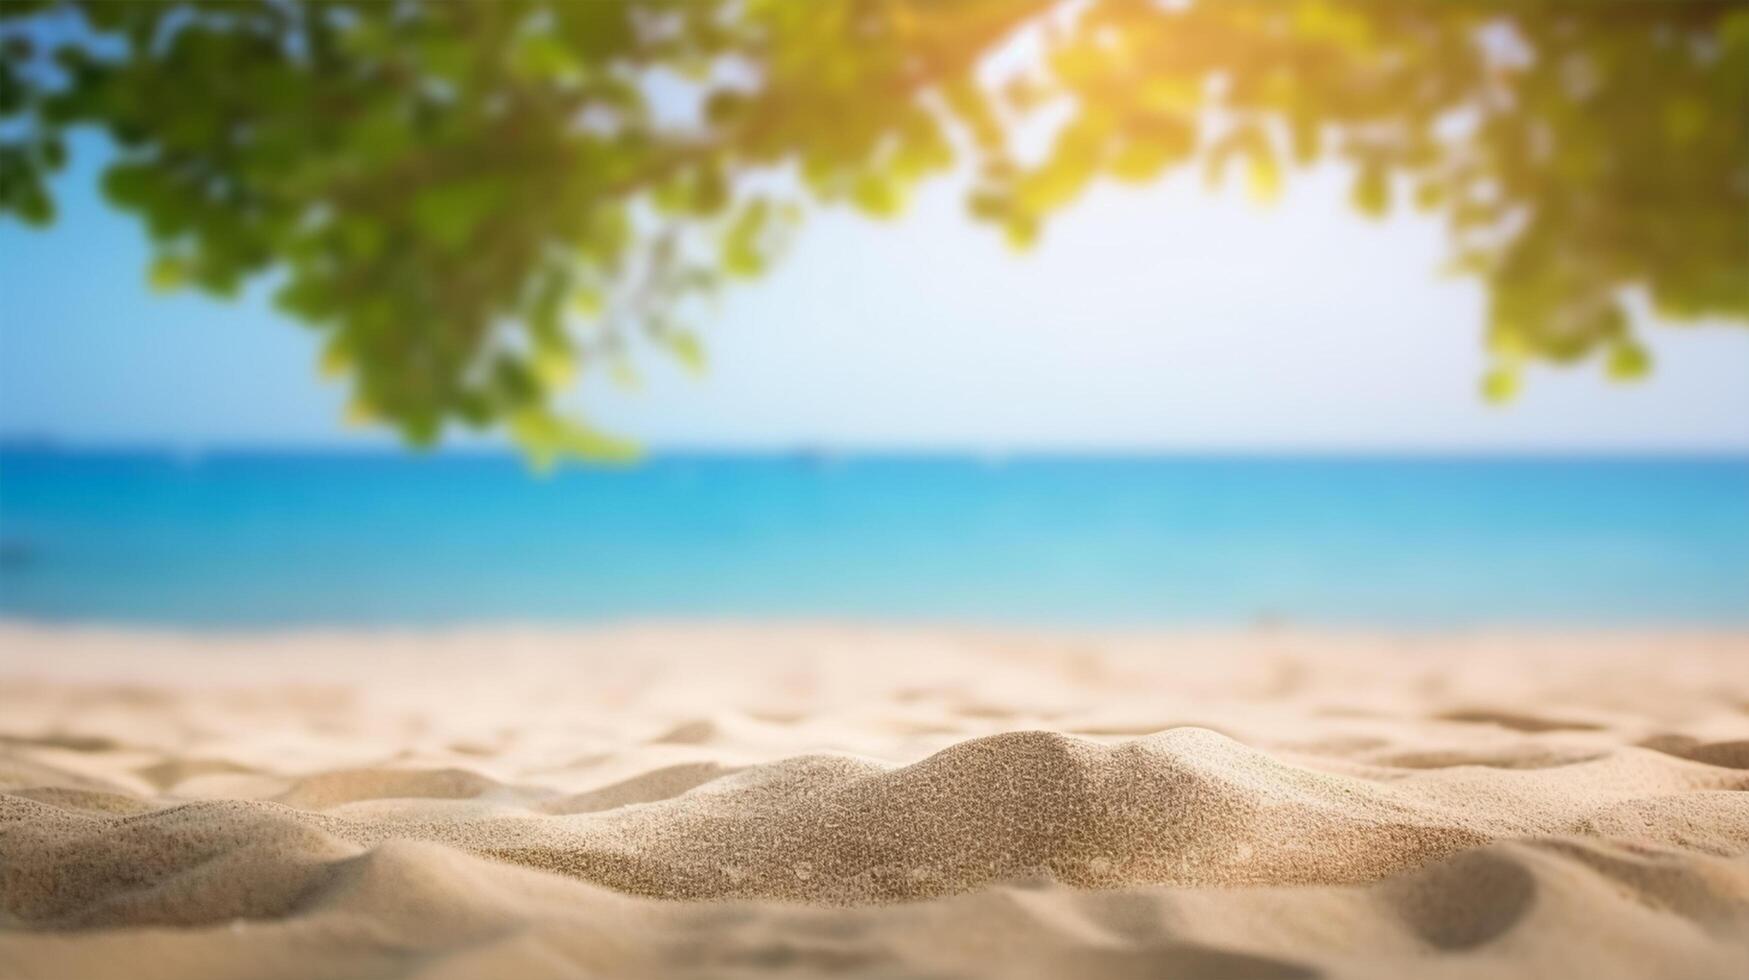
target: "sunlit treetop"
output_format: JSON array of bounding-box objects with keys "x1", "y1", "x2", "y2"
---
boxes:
[{"x1": 3, "y1": 0, "x2": 1745, "y2": 460}]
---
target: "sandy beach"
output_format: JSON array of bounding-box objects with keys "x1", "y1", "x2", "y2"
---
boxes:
[{"x1": 1, "y1": 623, "x2": 1746, "y2": 978}]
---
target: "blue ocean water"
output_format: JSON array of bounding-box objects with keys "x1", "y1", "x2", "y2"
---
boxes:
[{"x1": 0, "y1": 449, "x2": 1744, "y2": 628}]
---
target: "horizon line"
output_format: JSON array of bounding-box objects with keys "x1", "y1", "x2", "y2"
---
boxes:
[{"x1": 3, "y1": 438, "x2": 1746, "y2": 463}]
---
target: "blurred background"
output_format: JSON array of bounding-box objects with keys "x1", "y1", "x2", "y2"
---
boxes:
[{"x1": 1, "y1": 0, "x2": 1745, "y2": 629}]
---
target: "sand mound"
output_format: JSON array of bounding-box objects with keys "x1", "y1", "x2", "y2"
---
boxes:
[{"x1": 2, "y1": 624, "x2": 1747, "y2": 978}]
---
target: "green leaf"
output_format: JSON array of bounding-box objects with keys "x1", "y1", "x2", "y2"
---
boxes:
[
  {"x1": 509, "y1": 408, "x2": 640, "y2": 471},
  {"x1": 511, "y1": 34, "x2": 578, "y2": 81},
  {"x1": 661, "y1": 330, "x2": 707, "y2": 375},
  {"x1": 147, "y1": 255, "x2": 189, "y2": 291},
  {"x1": 721, "y1": 199, "x2": 770, "y2": 278},
  {"x1": 1481, "y1": 367, "x2": 1520, "y2": 404},
  {"x1": 1607, "y1": 342, "x2": 1651, "y2": 381},
  {"x1": 1245, "y1": 149, "x2": 1281, "y2": 204},
  {"x1": 1351, "y1": 164, "x2": 1390, "y2": 218},
  {"x1": 572, "y1": 287, "x2": 605, "y2": 317},
  {"x1": 851, "y1": 172, "x2": 904, "y2": 218},
  {"x1": 412, "y1": 177, "x2": 507, "y2": 250}
]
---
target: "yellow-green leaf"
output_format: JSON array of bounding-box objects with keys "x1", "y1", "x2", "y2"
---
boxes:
[
  {"x1": 1351, "y1": 164, "x2": 1390, "y2": 218},
  {"x1": 1607, "y1": 342, "x2": 1650, "y2": 381},
  {"x1": 1481, "y1": 367, "x2": 1520, "y2": 404},
  {"x1": 662, "y1": 330, "x2": 707, "y2": 375},
  {"x1": 509, "y1": 408, "x2": 640, "y2": 471},
  {"x1": 147, "y1": 255, "x2": 188, "y2": 292}
]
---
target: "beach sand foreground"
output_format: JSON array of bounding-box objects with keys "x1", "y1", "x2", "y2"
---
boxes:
[{"x1": 1, "y1": 624, "x2": 1746, "y2": 978}]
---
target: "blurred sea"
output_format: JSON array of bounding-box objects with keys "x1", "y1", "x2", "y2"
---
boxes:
[{"x1": 1, "y1": 449, "x2": 1745, "y2": 628}]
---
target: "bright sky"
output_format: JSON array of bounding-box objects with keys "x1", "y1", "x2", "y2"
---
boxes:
[{"x1": 3, "y1": 132, "x2": 1747, "y2": 453}]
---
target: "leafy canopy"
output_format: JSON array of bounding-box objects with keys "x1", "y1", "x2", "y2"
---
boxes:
[{"x1": 3, "y1": 1, "x2": 1745, "y2": 458}]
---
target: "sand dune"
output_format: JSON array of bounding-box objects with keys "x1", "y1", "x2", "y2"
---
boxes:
[{"x1": 2, "y1": 624, "x2": 1746, "y2": 978}]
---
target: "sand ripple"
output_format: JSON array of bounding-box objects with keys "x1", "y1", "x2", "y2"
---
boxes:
[{"x1": 2, "y1": 625, "x2": 1747, "y2": 978}]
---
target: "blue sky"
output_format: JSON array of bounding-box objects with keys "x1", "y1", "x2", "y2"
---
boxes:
[{"x1": 4, "y1": 131, "x2": 1747, "y2": 453}]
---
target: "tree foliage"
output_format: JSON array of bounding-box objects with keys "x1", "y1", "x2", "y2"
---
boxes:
[{"x1": 2, "y1": 0, "x2": 1745, "y2": 455}]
